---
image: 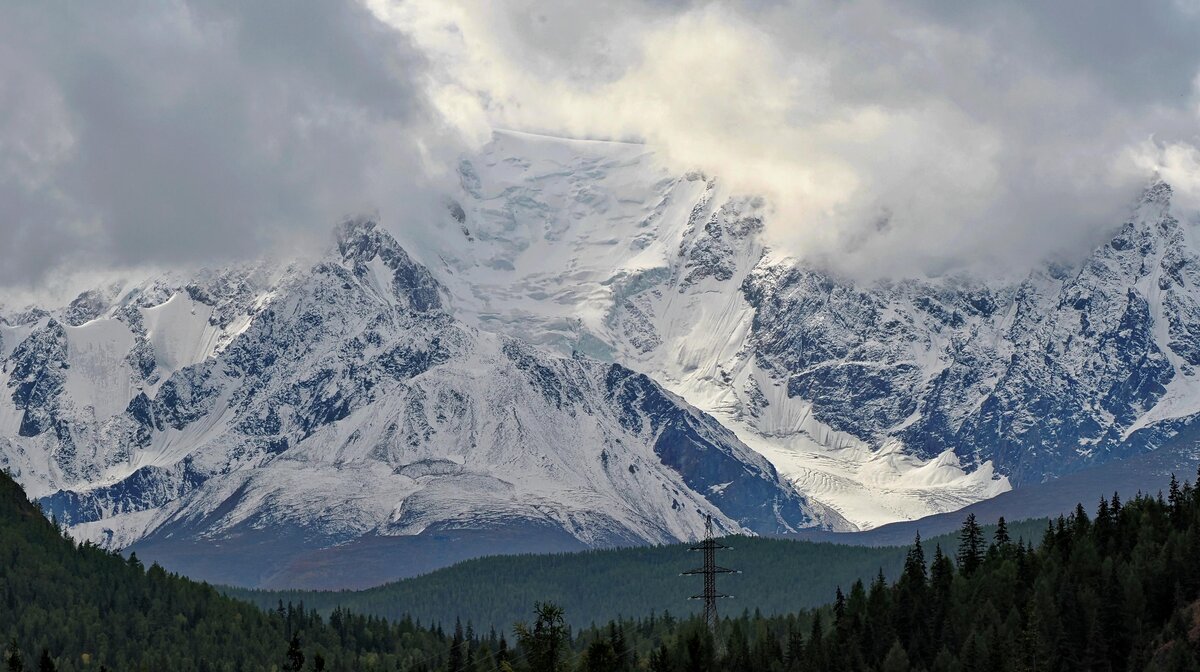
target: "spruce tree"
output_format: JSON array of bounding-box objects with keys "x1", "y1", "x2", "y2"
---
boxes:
[
  {"x1": 580, "y1": 638, "x2": 618, "y2": 672},
  {"x1": 994, "y1": 516, "x2": 1011, "y2": 547},
  {"x1": 957, "y1": 514, "x2": 984, "y2": 575},
  {"x1": 448, "y1": 618, "x2": 465, "y2": 672},
  {"x1": 5, "y1": 640, "x2": 22, "y2": 672},
  {"x1": 882, "y1": 640, "x2": 910, "y2": 672},
  {"x1": 648, "y1": 644, "x2": 672, "y2": 672},
  {"x1": 283, "y1": 634, "x2": 304, "y2": 672},
  {"x1": 514, "y1": 602, "x2": 568, "y2": 672}
]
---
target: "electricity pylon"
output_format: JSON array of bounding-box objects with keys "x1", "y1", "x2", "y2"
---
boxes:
[{"x1": 683, "y1": 514, "x2": 738, "y2": 635}]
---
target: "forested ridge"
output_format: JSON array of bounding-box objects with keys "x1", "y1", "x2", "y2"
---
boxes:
[
  {"x1": 0, "y1": 469, "x2": 461, "y2": 671},
  {"x1": 559, "y1": 470, "x2": 1200, "y2": 671},
  {"x1": 5, "y1": 464, "x2": 1200, "y2": 670},
  {"x1": 226, "y1": 519, "x2": 1047, "y2": 632}
]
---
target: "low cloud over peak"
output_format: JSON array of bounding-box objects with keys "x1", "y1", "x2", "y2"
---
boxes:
[
  {"x1": 375, "y1": 0, "x2": 1200, "y2": 277},
  {"x1": 2, "y1": 1, "x2": 1199, "y2": 287}
]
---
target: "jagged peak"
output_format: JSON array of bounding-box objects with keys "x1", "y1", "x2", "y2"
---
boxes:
[
  {"x1": 334, "y1": 214, "x2": 396, "y2": 265},
  {"x1": 1141, "y1": 179, "x2": 1173, "y2": 207},
  {"x1": 332, "y1": 215, "x2": 444, "y2": 312}
]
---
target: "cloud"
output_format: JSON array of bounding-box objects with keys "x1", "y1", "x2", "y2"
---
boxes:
[
  {"x1": 373, "y1": 0, "x2": 1200, "y2": 277},
  {"x1": 0, "y1": 0, "x2": 466, "y2": 289},
  {"x1": 2, "y1": 1, "x2": 1199, "y2": 288}
]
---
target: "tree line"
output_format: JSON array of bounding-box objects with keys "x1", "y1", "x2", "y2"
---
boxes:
[{"x1": 5, "y1": 465, "x2": 1200, "y2": 670}]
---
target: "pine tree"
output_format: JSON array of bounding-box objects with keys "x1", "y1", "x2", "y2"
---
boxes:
[
  {"x1": 834, "y1": 586, "x2": 846, "y2": 626},
  {"x1": 283, "y1": 634, "x2": 304, "y2": 672},
  {"x1": 608, "y1": 622, "x2": 630, "y2": 671},
  {"x1": 929, "y1": 544, "x2": 955, "y2": 642},
  {"x1": 648, "y1": 644, "x2": 671, "y2": 672},
  {"x1": 895, "y1": 533, "x2": 929, "y2": 661},
  {"x1": 448, "y1": 618, "x2": 465, "y2": 672},
  {"x1": 5, "y1": 640, "x2": 22, "y2": 672},
  {"x1": 994, "y1": 516, "x2": 1011, "y2": 547},
  {"x1": 580, "y1": 638, "x2": 618, "y2": 672},
  {"x1": 1168, "y1": 473, "x2": 1185, "y2": 527},
  {"x1": 882, "y1": 640, "x2": 910, "y2": 672},
  {"x1": 497, "y1": 635, "x2": 509, "y2": 667},
  {"x1": 902, "y1": 533, "x2": 928, "y2": 585},
  {"x1": 804, "y1": 613, "x2": 825, "y2": 672},
  {"x1": 35, "y1": 651, "x2": 52, "y2": 672},
  {"x1": 957, "y1": 514, "x2": 984, "y2": 576},
  {"x1": 514, "y1": 602, "x2": 568, "y2": 672},
  {"x1": 784, "y1": 623, "x2": 804, "y2": 671}
]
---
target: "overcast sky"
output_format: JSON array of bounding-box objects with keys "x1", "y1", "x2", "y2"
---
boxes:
[{"x1": 2, "y1": 1, "x2": 1199, "y2": 291}]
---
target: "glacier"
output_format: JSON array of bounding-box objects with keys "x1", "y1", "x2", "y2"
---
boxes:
[{"x1": 3, "y1": 130, "x2": 1200, "y2": 586}]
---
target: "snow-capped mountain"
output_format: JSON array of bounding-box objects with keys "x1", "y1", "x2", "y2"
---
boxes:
[
  {"x1": 400, "y1": 132, "x2": 1200, "y2": 528},
  {"x1": 3, "y1": 130, "x2": 1199, "y2": 586},
  {"x1": 0, "y1": 214, "x2": 833, "y2": 586}
]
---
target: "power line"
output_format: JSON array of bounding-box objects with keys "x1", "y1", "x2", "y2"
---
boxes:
[{"x1": 682, "y1": 514, "x2": 738, "y2": 636}]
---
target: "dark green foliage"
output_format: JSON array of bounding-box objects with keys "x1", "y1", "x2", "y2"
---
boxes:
[
  {"x1": 283, "y1": 634, "x2": 304, "y2": 672},
  {"x1": 956, "y1": 512, "x2": 984, "y2": 575},
  {"x1": 514, "y1": 602, "x2": 568, "y2": 672},
  {"x1": 552, "y1": 473, "x2": 1200, "y2": 672},
  {"x1": 0, "y1": 468, "x2": 455, "y2": 671},
  {"x1": 228, "y1": 520, "x2": 1046, "y2": 631},
  {"x1": 5, "y1": 640, "x2": 22, "y2": 672},
  {"x1": 7, "y1": 460, "x2": 1200, "y2": 671}
]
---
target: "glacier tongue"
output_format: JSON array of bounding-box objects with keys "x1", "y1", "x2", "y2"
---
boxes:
[
  {"x1": 396, "y1": 130, "x2": 1012, "y2": 529},
  {"x1": 386, "y1": 132, "x2": 1200, "y2": 530}
]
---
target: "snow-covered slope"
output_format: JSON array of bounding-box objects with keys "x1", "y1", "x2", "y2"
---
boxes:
[
  {"x1": 3, "y1": 130, "x2": 1199, "y2": 586},
  {"x1": 1, "y1": 217, "x2": 834, "y2": 586},
  {"x1": 399, "y1": 131, "x2": 1010, "y2": 528},
  {"x1": 395, "y1": 131, "x2": 1200, "y2": 529}
]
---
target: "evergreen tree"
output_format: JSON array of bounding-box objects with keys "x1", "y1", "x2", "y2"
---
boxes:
[
  {"x1": 514, "y1": 602, "x2": 569, "y2": 672},
  {"x1": 448, "y1": 618, "x2": 465, "y2": 672},
  {"x1": 994, "y1": 516, "x2": 1010, "y2": 547},
  {"x1": 284, "y1": 634, "x2": 305, "y2": 672},
  {"x1": 882, "y1": 640, "x2": 910, "y2": 672},
  {"x1": 833, "y1": 586, "x2": 846, "y2": 626},
  {"x1": 804, "y1": 613, "x2": 825, "y2": 672},
  {"x1": 579, "y1": 638, "x2": 618, "y2": 672},
  {"x1": 894, "y1": 533, "x2": 928, "y2": 661},
  {"x1": 957, "y1": 513, "x2": 985, "y2": 575},
  {"x1": 35, "y1": 651, "x2": 52, "y2": 672},
  {"x1": 648, "y1": 644, "x2": 671, "y2": 672},
  {"x1": 607, "y1": 622, "x2": 630, "y2": 671},
  {"x1": 5, "y1": 640, "x2": 22, "y2": 672}
]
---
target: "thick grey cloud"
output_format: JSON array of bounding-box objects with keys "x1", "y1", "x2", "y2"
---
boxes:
[
  {"x1": 0, "y1": 1, "x2": 458, "y2": 288},
  {"x1": 3, "y1": 1, "x2": 1199, "y2": 287},
  {"x1": 387, "y1": 0, "x2": 1200, "y2": 277}
]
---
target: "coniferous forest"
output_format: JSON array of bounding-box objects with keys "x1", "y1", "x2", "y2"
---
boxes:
[
  {"x1": 225, "y1": 518, "x2": 1049, "y2": 633},
  {"x1": 4, "y1": 467, "x2": 1200, "y2": 670}
]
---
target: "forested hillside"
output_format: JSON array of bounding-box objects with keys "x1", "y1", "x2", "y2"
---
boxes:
[
  {"x1": 0, "y1": 469, "x2": 462, "y2": 671},
  {"x1": 560, "y1": 470, "x2": 1200, "y2": 671},
  {"x1": 228, "y1": 520, "x2": 1047, "y2": 631},
  {"x1": 5, "y1": 463, "x2": 1200, "y2": 671}
]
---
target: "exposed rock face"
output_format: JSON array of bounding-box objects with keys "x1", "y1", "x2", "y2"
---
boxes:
[
  {"x1": 2, "y1": 130, "x2": 1198, "y2": 587},
  {"x1": 0, "y1": 211, "x2": 833, "y2": 587},
  {"x1": 740, "y1": 182, "x2": 1195, "y2": 485}
]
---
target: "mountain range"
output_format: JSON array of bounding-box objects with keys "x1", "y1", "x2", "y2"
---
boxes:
[{"x1": 2, "y1": 130, "x2": 1198, "y2": 587}]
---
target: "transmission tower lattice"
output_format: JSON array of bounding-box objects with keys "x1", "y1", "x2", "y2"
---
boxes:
[{"x1": 683, "y1": 514, "x2": 738, "y2": 634}]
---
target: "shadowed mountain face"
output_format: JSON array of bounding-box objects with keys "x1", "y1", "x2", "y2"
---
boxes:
[{"x1": 3, "y1": 133, "x2": 1200, "y2": 588}]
